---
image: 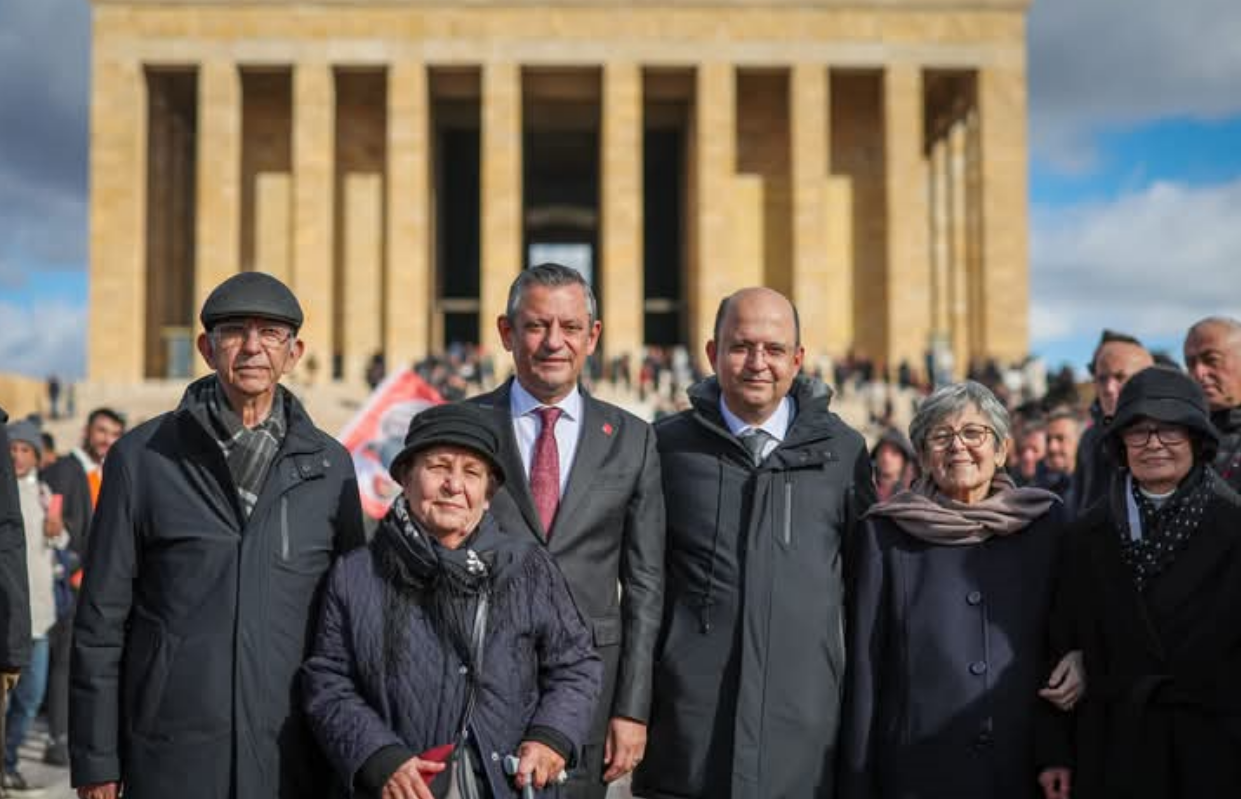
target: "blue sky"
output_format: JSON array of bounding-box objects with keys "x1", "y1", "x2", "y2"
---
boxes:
[{"x1": 1, "y1": 0, "x2": 1240, "y2": 381}]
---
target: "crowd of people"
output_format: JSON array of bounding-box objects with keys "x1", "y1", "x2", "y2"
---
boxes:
[{"x1": 1, "y1": 264, "x2": 1240, "y2": 799}]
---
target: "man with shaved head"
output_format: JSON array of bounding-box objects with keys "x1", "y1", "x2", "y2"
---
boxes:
[
  {"x1": 634, "y1": 288, "x2": 874, "y2": 799},
  {"x1": 1185, "y1": 316, "x2": 1241, "y2": 490}
]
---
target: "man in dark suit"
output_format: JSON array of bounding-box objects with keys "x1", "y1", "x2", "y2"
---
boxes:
[{"x1": 471, "y1": 263, "x2": 665, "y2": 799}]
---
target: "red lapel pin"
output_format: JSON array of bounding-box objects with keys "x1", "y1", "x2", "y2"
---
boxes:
[{"x1": 602, "y1": 423, "x2": 614, "y2": 436}]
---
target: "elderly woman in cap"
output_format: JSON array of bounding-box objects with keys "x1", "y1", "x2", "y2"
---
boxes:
[
  {"x1": 841, "y1": 380, "x2": 1081, "y2": 799},
  {"x1": 1063, "y1": 366, "x2": 1241, "y2": 799},
  {"x1": 303, "y1": 403, "x2": 602, "y2": 799}
]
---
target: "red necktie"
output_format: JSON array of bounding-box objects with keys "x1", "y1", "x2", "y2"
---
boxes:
[{"x1": 530, "y1": 406, "x2": 562, "y2": 535}]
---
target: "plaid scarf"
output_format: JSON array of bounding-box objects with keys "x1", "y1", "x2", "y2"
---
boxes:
[{"x1": 182, "y1": 377, "x2": 287, "y2": 518}]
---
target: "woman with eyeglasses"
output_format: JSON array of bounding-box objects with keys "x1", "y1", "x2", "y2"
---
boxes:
[
  {"x1": 840, "y1": 381, "x2": 1080, "y2": 799},
  {"x1": 1062, "y1": 366, "x2": 1241, "y2": 799}
]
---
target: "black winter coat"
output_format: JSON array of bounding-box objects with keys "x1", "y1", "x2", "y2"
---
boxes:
[
  {"x1": 839, "y1": 508, "x2": 1070, "y2": 799},
  {"x1": 1072, "y1": 403, "x2": 1115, "y2": 516},
  {"x1": 69, "y1": 382, "x2": 366, "y2": 799},
  {"x1": 0, "y1": 406, "x2": 31, "y2": 670},
  {"x1": 302, "y1": 512, "x2": 603, "y2": 798},
  {"x1": 1066, "y1": 474, "x2": 1241, "y2": 799},
  {"x1": 634, "y1": 377, "x2": 875, "y2": 799},
  {"x1": 1210, "y1": 406, "x2": 1241, "y2": 491}
]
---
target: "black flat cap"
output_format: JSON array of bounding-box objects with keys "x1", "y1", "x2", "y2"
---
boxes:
[
  {"x1": 388, "y1": 403, "x2": 506, "y2": 486},
  {"x1": 200, "y1": 272, "x2": 304, "y2": 331},
  {"x1": 1106, "y1": 365, "x2": 1220, "y2": 454}
]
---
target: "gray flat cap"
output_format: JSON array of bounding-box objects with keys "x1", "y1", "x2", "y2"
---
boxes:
[{"x1": 200, "y1": 272, "x2": 304, "y2": 331}]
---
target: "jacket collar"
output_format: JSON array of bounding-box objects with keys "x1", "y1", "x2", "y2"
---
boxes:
[
  {"x1": 687, "y1": 375, "x2": 838, "y2": 453},
  {"x1": 1211, "y1": 405, "x2": 1241, "y2": 434}
]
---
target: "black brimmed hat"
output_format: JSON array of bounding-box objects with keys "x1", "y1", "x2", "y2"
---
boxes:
[
  {"x1": 388, "y1": 403, "x2": 506, "y2": 485},
  {"x1": 1106, "y1": 366, "x2": 1220, "y2": 458},
  {"x1": 200, "y1": 272, "x2": 304, "y2": 332}
]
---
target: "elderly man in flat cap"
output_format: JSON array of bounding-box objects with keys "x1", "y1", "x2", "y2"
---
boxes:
[{"x1": 70, "y1": 272, "x2": 366, "y2": 799}]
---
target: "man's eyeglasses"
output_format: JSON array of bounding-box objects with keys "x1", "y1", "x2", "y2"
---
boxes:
[
  {"x1": 212, "y1": 322, "x2": 293, "y2": 349},
  {"x1": 926, "y1": 424, "x2": 996, "y2": 451},
  {"x1": 1121, "y1": 424, "x2": 1189, "y2": 448}
]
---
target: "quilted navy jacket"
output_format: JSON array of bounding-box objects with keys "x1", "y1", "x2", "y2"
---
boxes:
[{"x1": 303, "y1": 512, "x2": 603, "y2": 797}]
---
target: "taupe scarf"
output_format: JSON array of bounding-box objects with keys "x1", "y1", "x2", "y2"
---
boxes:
[{"x1": 866, "y1": 472, "x2": 1060, "y2": 545}]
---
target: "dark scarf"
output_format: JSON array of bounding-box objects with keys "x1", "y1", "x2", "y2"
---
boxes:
[
  {"x1": 371, "y1": 497, "x2": 506, "y2": 674},
  {"x1": 181, "y1": 376, "x2": 287, "y2": 518},
  {"x1": 1113, "y1": 464, "x2": 1214, "y2": 593}
]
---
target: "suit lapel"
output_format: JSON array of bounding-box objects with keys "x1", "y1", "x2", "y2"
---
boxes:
[
  {"x1": 551, "y1": 395, "x2": 612, "y2": 540},
  {"x1": 486, "y1": 381, "x2": 546, "y2": 542}
]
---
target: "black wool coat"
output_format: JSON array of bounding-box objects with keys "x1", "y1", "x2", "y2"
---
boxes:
[
  {"x1": 69, "y1": 381, "x2": 366, "y2": 799},
  {"x1": 633, "y1": 376, "x2": 875, "y2": 799},
  {"x1": 1065, "y1": 474, "x2": 1241, "y2": 799},
  {"x1": 0, "y1": 406, "x2": 31, "y2": 670},
  {"x1": 839, "y1": 506, "x2": 1071, "y2": 799}
]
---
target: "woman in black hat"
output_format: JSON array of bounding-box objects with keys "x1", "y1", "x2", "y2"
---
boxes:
[
  {"x1": 302, "y1": 403, "x2": 602, "y2": 799},
  {"x1": 1059, "y1": 366, "x2": 1241, "y2": 799}
]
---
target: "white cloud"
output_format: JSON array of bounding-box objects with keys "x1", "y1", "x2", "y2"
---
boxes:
[
  {"x1": 1029, "y1": 0, "x2": 1241, "y2": 171},
  {"x1": 1031, "y1": 176, "x2": 1241, "y2": 348},
  {"x1": 0, "y1": 298, "x2": 87, "y2": 380}
]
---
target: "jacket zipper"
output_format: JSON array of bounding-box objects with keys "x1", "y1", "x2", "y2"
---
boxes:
[
  {"x1": 782, "y1": 476, "x2": 792, "y2": 545},
  {"x1": 280, "y1": 496, "x2": 290, "y2": 561}
]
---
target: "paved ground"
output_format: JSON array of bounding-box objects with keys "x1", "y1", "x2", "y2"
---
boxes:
[
  {"x1": 7, "y1": 719, "x2": 73, "y2": 798},
  {"x1": 3, "y1": 718, "x2": 634, "y2": 799}
]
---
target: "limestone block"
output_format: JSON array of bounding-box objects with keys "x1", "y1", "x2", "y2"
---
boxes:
[
  {"x1": 601, "y1": 61, "x2": 643, "y2": 363},
  {"x1": 978, "y1": 62, "x2": 1029, "y2": 361},
  {"x1": 254, "y1": 172, "x2": 291, "y2": 282},
  {"x1": 385, "y1": 60, "x2": 431, "y2": 367},
  {"x1": 89, "y1": 56, "x2": 147, "y2": 384},
  {"x1": 195, "y1": 59, "x2": 242, "y2": 377},
  {"x1": 480, "y1": 62, "x2": 522, "y2": 349},
  {"x1": 342, "y1": 172, "x2": 384, "y2": 385},
  {"x1": 884, "y1": 63, "x2": 931, "y2": 375},
  {"x1": 692, "y1": 61, "x2": 735, "y2": 357},
  {"x1": 292, "y1": 62, "x2": 335, "y2": 381}
]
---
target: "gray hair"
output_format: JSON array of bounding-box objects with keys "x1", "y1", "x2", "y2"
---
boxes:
[
  {"x1": 505, "y1": 262, "x2": 597, "y2": 322},
  {"x1": 908, "y1": 380, "x2": 1012, "y2": 458},
  {"x1": 1187, "y1": 315, "x2": 1241, "y2": 344}
]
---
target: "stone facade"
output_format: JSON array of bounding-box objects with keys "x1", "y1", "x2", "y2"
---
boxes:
[{"x1": 88, "y1": 0, "x2": 1032, "y2": 384}]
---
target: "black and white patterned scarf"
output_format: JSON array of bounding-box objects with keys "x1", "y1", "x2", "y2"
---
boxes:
[
  {"x1": 182, "y1": 376, "x2": 287, "y2": 518},
  {"x1": 1115, "y1": 465, "x2": 1213, "y2": 592}
]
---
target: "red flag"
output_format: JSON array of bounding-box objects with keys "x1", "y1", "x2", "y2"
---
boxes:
[{"x1": 339, "y1": 369, "x2": 443, "y2": 519}]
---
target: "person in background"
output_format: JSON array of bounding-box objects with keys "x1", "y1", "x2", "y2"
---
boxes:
[
  {"x1": 1183, "y1": 316, "x2": 1241, "y2": 491},
  {"x1": 871, "y1": 428, "x2": 918, "y2": 502},
  {"x1": 0, "y1": 408, "x2": 30, "y2": 702},
  {"x1": 1039, "y1": 407, "x2": 1081, "y2": 511},
  {"x1": 1073, "y1": 331, "x2": 1154, "y2": 513},
  {"x1": 3, "y1": 420, "x2": 66, "y2": 796}
]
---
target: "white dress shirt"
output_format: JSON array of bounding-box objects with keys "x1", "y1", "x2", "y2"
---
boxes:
[
  {"x1": 719, "y1": 395, "x2": 795, "y2": 461},
  {"x1": 510, "y1": 380, "x2": 584, "y2": 497}
]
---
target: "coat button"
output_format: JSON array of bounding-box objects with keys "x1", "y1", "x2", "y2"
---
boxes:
[
  {"x1": 966, "y1": 590, "x2": 983, "y2": 606},
  {"x1": 491, "y1": 752, "x2": 500, "y2": 762},
  {"x1": 459, "y1": 665, "x2": 469, "y2": 675},
  {"x1": 969, "y1": 660, "x2": 988, "y2": 675}
]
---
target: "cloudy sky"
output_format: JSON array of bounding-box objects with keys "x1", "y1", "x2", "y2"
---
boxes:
[{"x1": 1, "y1": 0, "x2": 1240, "y2": 380}]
